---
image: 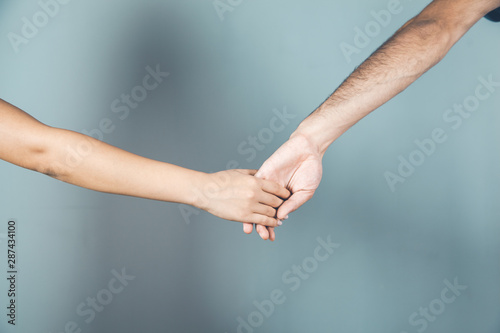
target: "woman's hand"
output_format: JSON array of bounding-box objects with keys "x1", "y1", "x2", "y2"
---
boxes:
[
  {"x1": 193, "y1": 169, "x2": 290, "y2": 227},
  {"x1": 243, "y1": 133, "x2": 324, "y2": 241}
]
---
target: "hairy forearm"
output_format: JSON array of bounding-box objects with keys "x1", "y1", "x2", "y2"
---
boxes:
[
  {"x1": 293, "y1": 7, "x2": 476, "y2": 154},
  {"x1": 41, "y1": 128, "x2": 205, "y2": 205},
  {"x1": 329, "y1": 19, "x2": 451, "y2": 113}
]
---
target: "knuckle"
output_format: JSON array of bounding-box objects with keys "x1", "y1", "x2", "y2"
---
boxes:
[
  {"x1": 245, "y1": 189, "x2": 257, "y2": 199},
  {"x1": 235, "y1": 212, "x2": 245, "y2": 222},
  {"x1": 248, "y1": 177, "x2": 260, "y2": 187},
  {"x1": 273, "y1": 198, "x2": 283, "y2": 208},
  {"x1": 268, "y1": 207, "x2": 277, "y2": 217},
  {"x1": 255, "y1": 216, "x2": 267, "y2": 225},
  {"x1": 265, "y1": 217, "x2": 276, "y2": 226}
]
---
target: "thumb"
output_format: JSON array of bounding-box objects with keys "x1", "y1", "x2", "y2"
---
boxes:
[
  {"x1": 255, "y1": 159, "x2": 275, "y2": 179},
  {"x1": 254, "y1": 168, "x2": 266, "y2": 179},
  {"x1": 237, "y1": 169, "x2": 258, "y2": 176},
  {"x1": 277, "y1": 191, "x2": 314, "y2": 220}
]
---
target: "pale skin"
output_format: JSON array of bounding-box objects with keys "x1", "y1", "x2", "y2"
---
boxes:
[
  {"x1": 246, "y1": 0, "x2": 500, "y2": 240},
  {"x1": 0, "y1": 99, "x2": 290, "y2": 225}
]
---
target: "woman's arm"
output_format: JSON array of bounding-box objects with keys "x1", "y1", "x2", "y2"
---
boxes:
[{"x1": 0, "y1": 99, "x2": 289, "y2": 226}]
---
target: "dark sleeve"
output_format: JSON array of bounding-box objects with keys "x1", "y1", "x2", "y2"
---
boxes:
[{"x1": 485, "y1": 7, "x2": 500, "y2": 21}]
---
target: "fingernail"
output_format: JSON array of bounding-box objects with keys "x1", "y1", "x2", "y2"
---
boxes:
[
  {"x1": 277, "y1": 220, "x2": 282, "y2": 226},
  {"x1": 285, "y1": 215, "x2": 289, "y2": 220}
]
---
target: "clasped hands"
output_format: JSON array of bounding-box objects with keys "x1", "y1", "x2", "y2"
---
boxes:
[{"x1": 195, "y1": 133, "x2": 323, "y2": 241}]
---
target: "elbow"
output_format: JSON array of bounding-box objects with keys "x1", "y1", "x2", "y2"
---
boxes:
[
  {"x1": 31, "y1": 148, "x2": 62, "y2": 179},
  {"x1": 34, "y1": 128, "x2": 95, "y2": 181},
  {"x1": 399, "y1": 18, "x2": 454, "y2": 72},
  {"x1": 37, "y1": 164, "x2": 61, "y2": 179},
  {"x1": 409, "y1": 18, "x2": 454, "y2": 51},
  {"x1": 29, "y1": 128, "x2": 67, "y2": 180}
]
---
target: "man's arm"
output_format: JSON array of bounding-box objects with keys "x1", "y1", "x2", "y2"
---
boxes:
[
  {"x1": 247, "y1": 0, "x2": 500, "y2": 240},
  {"x1": 0, "y1": 99, "x2": 290, "y2": 225},
  {"x1": 295, "y1": 0, "x2": 500, "y2": 154}
]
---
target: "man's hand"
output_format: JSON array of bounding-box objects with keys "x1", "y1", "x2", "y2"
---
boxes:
[
  {"x1": 243, "y1": 0, "x2": 500, "y2": 241},
  {"x1": 243, "y1": 133, "x2": 323, "y2": 240}
]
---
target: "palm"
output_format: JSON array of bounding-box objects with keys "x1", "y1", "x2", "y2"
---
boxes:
[{"x1": 244, "y1": 134, "x2": 323, "y2": 239}]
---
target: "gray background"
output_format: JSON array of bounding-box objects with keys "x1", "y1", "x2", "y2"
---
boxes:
[{"x1": 0, "y1": 0, "x2": 499, "y2": 332}]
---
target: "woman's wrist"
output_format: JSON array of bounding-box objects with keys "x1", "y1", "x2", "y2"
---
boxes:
[{"x1": 184, "y1": 170, "x2": 212, "y2": 210}]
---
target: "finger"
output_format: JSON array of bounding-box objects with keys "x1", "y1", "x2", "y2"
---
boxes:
[
  {"x1": 276, "y1": 190, "x2": 314, "y2": 220},
  {"x1": 260, "y1": 179, "x2": 291, "y2": 199},
  {"x1": 247, "y1": 214, "x2": 281, "y2": 227},
  {"x1": 243, "y1": 223, "x2": 255, "y2": 234},
  {"x1": 258, "y1": 192, "x2": 284, "y2": 208},
  {"x1": 253, "y1": 203, "x2": 277, "y2": 218},
  {"x1": 268, "y1": 227, "x2": 276, "y2": 242},
  {"x1": 256, "y1": 224, "x2": 269, "y2": 240}
]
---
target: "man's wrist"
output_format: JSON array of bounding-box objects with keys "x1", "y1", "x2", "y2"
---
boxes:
[{"x1": 291, "y1": 108, "x2": 350, "y2": 156}]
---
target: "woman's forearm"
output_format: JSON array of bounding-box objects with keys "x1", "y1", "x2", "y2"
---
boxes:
[
  {"x1": 0, "y1": 97, "x2": 202, "y2": 205},
  {"x1": 42, "y1": 127, "x2": 204, "y2": 206},
  {"x1": 0, "y1": 99, "x2": 289, "y2": 226}
]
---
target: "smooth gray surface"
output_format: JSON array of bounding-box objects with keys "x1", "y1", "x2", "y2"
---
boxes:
[{"x1": 0, "y1": 0, "x2": 499, "y2": 332}]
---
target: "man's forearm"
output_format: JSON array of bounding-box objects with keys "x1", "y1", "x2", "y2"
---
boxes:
[{"x1": 293, "y1": 0, "x2": 495, "y2": 155}]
